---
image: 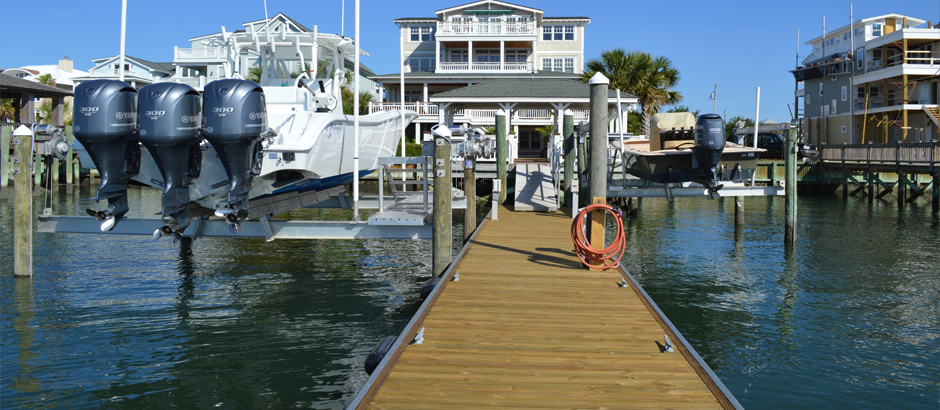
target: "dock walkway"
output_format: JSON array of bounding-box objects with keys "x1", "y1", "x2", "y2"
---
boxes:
[{"x1": 351, "y1": 206, "x2": 738, "y2": 409}]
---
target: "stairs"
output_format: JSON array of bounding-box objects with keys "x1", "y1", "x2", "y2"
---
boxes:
[{"x1": 926, "y1": 106, "x2": 940, "y2": 127}]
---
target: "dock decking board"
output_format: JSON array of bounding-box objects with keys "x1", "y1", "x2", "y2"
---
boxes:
[{"x1": 359, "y1": 206, "x2": 732, "y2": 409}]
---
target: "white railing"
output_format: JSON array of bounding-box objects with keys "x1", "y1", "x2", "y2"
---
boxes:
[
  {"x1": 437, "y1": 21, "x2": 535, "y2": 36},
  {"x1": 437, "y1": 61, "x2": 531, "y2": 72},
  {"x1": 154, "y1": 77, "x2": 204, "y2": 88},
  {"x1": 547, "y1": 133, "x2": 562, "y2": 209},
  {"x1": 174, "y1": 46, "x2": 226, "y2": 61},
  {"x1": 571, "y1": 109, "x2": 590, "y2": 120},
  {"x1": 517, "y1": 109, "x2": 551, "y2": 119},
  {"x1": 369, "y1": 102, "x2": 438, "y2": 116}
]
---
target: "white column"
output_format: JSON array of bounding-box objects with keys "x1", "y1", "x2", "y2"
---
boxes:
[
  {"x1": 500, "y1": 40, "x2": 505, "y2": 71},
  {"x1": 468, "y1": 40, "x2": 473, "y2": 71},
  {"x1": 423, "y1": 82, "x2": 428, "y2": 103},
  {"x1": 531, "y1": 40, "x2": 537, "y2": 72},
  {"x1": 414, "y1": 122, "x2": 421, "y2": 144}
]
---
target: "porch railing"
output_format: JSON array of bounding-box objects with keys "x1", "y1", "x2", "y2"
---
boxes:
[
  {"x1": 369, "y1": 102, "x2": 438, "y2": 116},
  {"x1": 437, "y1": 62, "x2": 531, "y2": 72},
  {"x1": 821, "y1": 141, "x2": 940, "y2": 167},
  {"x1": 174, "y1": 46, "x2": 226, "y2": 61},
  {"x1": 437, "y1": 21, "x2": 536, "y2": 36}
]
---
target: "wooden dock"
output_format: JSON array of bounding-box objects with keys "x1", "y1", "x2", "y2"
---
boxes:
[{"x1": 349, "y1": 206, "x2": 739, "y2": 409}]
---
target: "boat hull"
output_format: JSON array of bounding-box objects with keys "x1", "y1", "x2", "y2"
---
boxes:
[{"x1": 622, "y1": 144, "x2": 763, "y2": 184}]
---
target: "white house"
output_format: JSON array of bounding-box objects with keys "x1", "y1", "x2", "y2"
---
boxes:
[
  {"x1": 4, "y1": 57, "x2": 88, "y2": 121},
  {"x1": 369, "y1": 0, "x2": 637, "y2": 158}
]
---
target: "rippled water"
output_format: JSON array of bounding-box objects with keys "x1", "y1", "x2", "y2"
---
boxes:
[
  {"x1": 2, "y1": 186, "x2": 938, "y2": 409},
  {"x1": 622, "y1": 195, "x2": 940, "y2": 409}
]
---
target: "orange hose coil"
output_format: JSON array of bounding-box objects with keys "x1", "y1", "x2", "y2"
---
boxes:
[{"x1": 570, "y1": 203, "x2": 626, "y2": 269}]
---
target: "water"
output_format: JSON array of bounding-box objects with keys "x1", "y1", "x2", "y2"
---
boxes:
[{"x1": 2, "y1": 186, "x2": 938, "y2": 409}]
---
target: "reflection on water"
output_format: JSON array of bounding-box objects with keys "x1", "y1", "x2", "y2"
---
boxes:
[
  {"x1": 2, "y1": 186, "x2": 938, "y2": 409},
  {"x1": 1, "y1": 185, "x2": 440, "y2": 409},
  {"x1": 624, "y1": 195, "x2": 940, "y2": 410}
]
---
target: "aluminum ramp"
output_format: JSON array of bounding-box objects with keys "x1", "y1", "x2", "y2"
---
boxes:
[{"x1": 513, "y1": 162, "x2": 558, "y2": 212}]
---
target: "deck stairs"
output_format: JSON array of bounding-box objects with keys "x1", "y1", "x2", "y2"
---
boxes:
[
  {"x1": 513, "y1": 162, "x2": 558, "y2": 211},
  {"x1": 925, "y1": 106, "x2": 940, "y2": 127}
]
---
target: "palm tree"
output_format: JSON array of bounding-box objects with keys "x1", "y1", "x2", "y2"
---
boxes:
[
  {"x1": 1, "y1": 98, "x2": 15, "y2": 122},
  {"x1": 37, "y1": 73, "x2": 56, "y2": 87},
  {"x1": 583, "y1": 49, "x2": 682, "y2": 136}
]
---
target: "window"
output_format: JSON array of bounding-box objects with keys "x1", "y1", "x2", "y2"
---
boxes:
[
  {"x1": 543, "y1": 57, "x2": 575, "y2": 73},
  {"x1": 844, "y1": 33, "x2": 848, "y2": 41},
  {"x1": 819, "y1": 83, "x2": 824, "y2": 97},
  {"x1": 542, "y1": 25, "x2": 574, "y2": 41},
  {"x1": 872, "y1": 23, "x2": 882, "y2": 37},
  {"x1": 505, "y1": 49, "x2": 529, "y2": 63},
  {"x1": 408, "y1": 57, "x2": 433, "y2": 72},
  {"x1": 475, "y1": 49, "x2": 500, "y2": 62},
  {"x1": 831, "y1": 99, "x2": 837, "y2": 114},
  {"x1": 409, "y1": 26, "x2": 434, "y2": 42},
  {"x1": 841, "y1": 86, "x2": 847, "y2": 101},
  {"x1": 449, "y1": 49, "x2": 468, "y2": 62},
  {"x1": 856, "y1": 47, "x2": 864, "y2": 69}
]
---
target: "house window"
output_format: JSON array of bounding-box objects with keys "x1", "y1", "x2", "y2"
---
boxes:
[
  {"x1": 872, "y1": 23, "x2": 882, "y2": 37},
  {"x1": 841, "y1": 86, "x2": 847, "y2": 101},
  {"x1": 844, "y1": 33, "x2": 848, "y2": 41},
  {"x1": 819, "y1": 83, "x2": 824, "y2": 97},
  {"x1": 542, "y1": 25, "x2": 574, "y2": 41},
  {"x1": 543, "y1": 57, "x2": 575, "y2": 73},
  {"x1": 410, "y1": 26, "x2": 434, "y2": 42},
  {"x1": 408, "y1": 57, "x2": 433, "y2": 72},
  {"x1": 449, "y1": 49, "x2": 468, "y2": 62},
  {"x1": 823, "y1": 105, "x2": 829, "y2": 115},
  {"x1": 856, "y1": 47, "x2": 864, "y2": 69},
  {"x1": 505, "y1": 49, "x2": 529, "y2": 62},
  {"x1": 831, "y1": 99, "x2": 837, "y2": 114},
  {"x1": 404, "y1": 90, "x2": 423, "y2": 103},
  {"x1": 475, "y1": 49, "x2": 500, "y2": 62}
]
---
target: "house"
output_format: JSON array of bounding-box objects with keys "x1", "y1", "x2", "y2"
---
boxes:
[
  {"x1": 3, "y1": 57, "x2": 88, "y2": 122},
  {"x1": 76, "y1": 55, "x2": 176, "y2": 89},
  {"x1": 369, "y1": 0, "x2": 637, "y2": 157},
  {"x1": 793, "y1": 14, "x2": 939, "y2": 145}
]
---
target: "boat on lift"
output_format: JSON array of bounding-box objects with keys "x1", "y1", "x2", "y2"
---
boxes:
[
  {"x1": 73, "y1": 25, "x2": 417, "y2": 236},
  {"x1": 615, "y1": 112, "x2": 764, "y2": 195}
]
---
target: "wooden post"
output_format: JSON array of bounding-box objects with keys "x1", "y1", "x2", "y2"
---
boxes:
[
  {"x1": 463, "y1": 135, "x2": 476, "y2": 241},
  {"x1": 784, "y1": 126, "x2": 797, "y2": 246},
  {"x1": 562, "y1": 110, "x2": 574, "y2": 207},
  {"x1": 1, "y1": 126, "x2": 10, "y2": 189},
  {"x1": 12, "y1": 125, "x2": 34, "y2": 277},
  {"x1": 588, "y1": 73, "x2": 609, "y2": 268},
  {"x1": 577, "y1": 123, "x2": 587, "y2": 207},
  {"x1": 495, "y1": 110, "x2": 507, "y2": 204},
  {"x1": 932, "y1": 174, "x2": 939, "y2": 211},
  {"x1": 33, "y1": 152, "x2": 42, "y2": 189},
  {"x1": 432, "y1": 131, "x2": 452, "y2": 276},
  {"x1": 734, "y1": 196, "x2": 744, "y2": 225}
]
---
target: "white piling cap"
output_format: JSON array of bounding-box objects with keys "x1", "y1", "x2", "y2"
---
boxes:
[
  {"x1": 496, "y1": 109, "x2": 507, "y2": 117},
  {"x1": 588, "y1": 72, "x2": 610, "y2": 85},
  {"x1": 13, "y1": 125, "x2": 32, "y2": 136}
]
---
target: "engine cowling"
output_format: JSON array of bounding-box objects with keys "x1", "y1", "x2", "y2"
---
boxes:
[{"x1": 694, "y1": 113, "x2": 725, "y2": 191}]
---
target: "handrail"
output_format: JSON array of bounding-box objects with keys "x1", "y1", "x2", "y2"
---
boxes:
[
  {"x1": 547, "y1": 133, "x2": 563, "y2": 209},
  {"x1": 820, "y1": 141, "x2": 940, "y2": 166}
]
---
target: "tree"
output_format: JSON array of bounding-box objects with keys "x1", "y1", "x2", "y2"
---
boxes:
[
  {"x1": 37, "y1": 73, "x2": 56, "y2": 87},
  {"x1": 583, "y1": 49, "x2": 682, "y2": 136},
  {"x1": 245, "y1": 66, "x2": 263, "y2": 84},
  {"x1": 342, "y1": 88, "x2": 373, "y2": 115},
  {"x1": 37, "y1": 99, "x2": 72, "y2": 126},
  {"x1": 1, "y1": 98, "x2": 15, "y2": 122}
]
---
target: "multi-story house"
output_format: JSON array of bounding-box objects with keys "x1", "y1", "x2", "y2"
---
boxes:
[
  {"x1": 4, "y1": 57, "x2": 88, "y2": 122},
  {"x1": 794, "y1": 14, "x2": 938, "y2": 145},
  {"x1": 79, "y1": 13, "x2": 380, "y2": 99},
  {"x1": 370, "y1": 0, "x2": 636, "y2": 158}
]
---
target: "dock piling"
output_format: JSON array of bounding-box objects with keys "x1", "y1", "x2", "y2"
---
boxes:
[
  {"x1": 432, "y1": 128, "x2": 453, "y2": 276},
  {"x1": 12, "y1": 125, "x2": 34, "y2": 277},
  {"x1": 463, "y1": 133, "x2": 476, "y2": 241},
  {"x1": 588, "y1": 73, "x2": 609, "y2": 267},
  {"x1": 495, "y1": 111, "x2": 507, "y2": 204},
  {"x1": 784, "y1": 125, "x2": 797, "y2": 246},
  {"x1": 562, "y1": 110, "x2": 574, "y2": 207}
]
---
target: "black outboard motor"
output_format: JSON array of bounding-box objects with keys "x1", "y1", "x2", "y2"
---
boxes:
[
  {"x1": 694, "y1": 113, "x2": 726, "y2": 195},
  {"x1": 73, "y1": 79, "x2": 140, "y2": 231},
  {"x1": 203, "y1": 79, "x2": 267, "y2": 234},
  {"x1": 137, "y1": 83, "x2": 202, "y2": 239}
]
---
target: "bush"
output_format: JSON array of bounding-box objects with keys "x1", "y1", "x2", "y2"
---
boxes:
[{"x1": 396, "y1": 142, "x2": 423, "y2": 157}]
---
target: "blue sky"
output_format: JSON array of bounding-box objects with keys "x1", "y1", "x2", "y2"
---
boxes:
[{"x1": 1, "y1": 0, "x2": 935, "y2": 122}]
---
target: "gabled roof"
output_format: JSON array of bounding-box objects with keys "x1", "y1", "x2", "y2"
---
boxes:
[
  {"x1": 805, "y1": 13, "x2": 928, "y2": 44},
  {"x1": 436, "y1": 0, "x2": 543, "y2": 17},
  {"x1": 242, "y1": 12, "x2": 314, "y2": 33},
  {"x1": 429, "y1": 79, "x2": 636, "y2": 103},
  {"x1": 91, "y1": 55, "x2": 175, "y2": 74}
]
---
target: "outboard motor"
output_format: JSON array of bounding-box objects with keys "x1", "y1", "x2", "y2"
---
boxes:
[
  {"x1": 137, "y1": 83, "x2": 202, "y2": 239},
  {"x1": 203, "y1": 79, "x2": 267, "y2": 234},
  {"x1": 73, "y1": 80, "x2": 140, "y2": 231},
  {"x1": 694, "y1": 113, "x2": 726, "y2": 195}
]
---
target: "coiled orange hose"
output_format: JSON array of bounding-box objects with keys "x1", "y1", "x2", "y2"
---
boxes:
[{"x1": 571, "y1": 203, "x2": 626, "y2": 269}]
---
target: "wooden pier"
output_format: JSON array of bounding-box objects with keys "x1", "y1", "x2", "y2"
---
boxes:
[{"x1": 349, "y1": 206, "x2": 739, "y2": 409}]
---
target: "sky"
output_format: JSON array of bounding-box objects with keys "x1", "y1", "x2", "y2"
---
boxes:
[{"x1": 1, "y1": 0, "x2": 936, "y2": 122}]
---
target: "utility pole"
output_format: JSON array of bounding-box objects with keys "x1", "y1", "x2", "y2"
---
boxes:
[{"x1": 712, "y1": 84, "x2": 717, "y2": 113}]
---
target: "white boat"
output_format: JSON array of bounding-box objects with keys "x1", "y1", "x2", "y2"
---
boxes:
[{"x1": 73, "y1": 24, "x2": 417, "y2": 235}]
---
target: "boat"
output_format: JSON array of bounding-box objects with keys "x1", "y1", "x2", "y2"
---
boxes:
[
  {"x1": 616, "y1": 112, "x2": 764, "y2": 194},
  {"x1": 72, "y1": 25, "x2": 417, "y2": 236}
]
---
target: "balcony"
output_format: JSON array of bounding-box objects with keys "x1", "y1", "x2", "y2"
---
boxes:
[
  {"x1": 370, "y1": 102, "x2": 438, "y2": 116},
  {"x1": 369, "y1": 103, "x2": 589, "y2": 124},
  {"x1": 174, "y1": 46, "x2": 227, "y2": 62},
  {"x1": 437, "y1": 62, "x2": 532, "y2": 73},
  {"x1": 436, "y1": 21, "x2": 536, "y2": 38}
]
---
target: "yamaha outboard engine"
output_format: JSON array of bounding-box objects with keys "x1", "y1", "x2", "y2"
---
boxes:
[
  {"x1": 73, "y1": 79, "x2": 140, "y2": 231},
  {"x1": 694, "y1": 113, "x2": 726, "y2": 195},
  {"x1": 137, "y1": 83, "x2": 202, "y2": 239},
  {"x1": 202, "y1": 79, "x2": 267, "y2": 234}
]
